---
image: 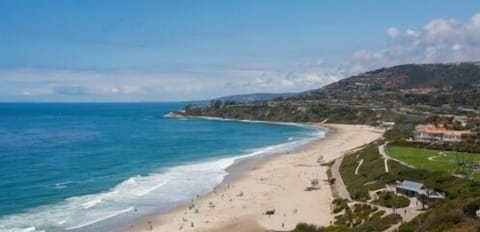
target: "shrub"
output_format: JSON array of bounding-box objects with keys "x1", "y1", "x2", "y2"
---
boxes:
[
  {"x1": 463, "y1": 198, "x2": 480, "y2": 217},
  {"x1": 372, "y1": 191, "x2": 410, "y2": 208},
  {"x1": 353, "y1": 214, "x2": 401, "y2": 232},
  {"x1": 332, "y1": 198, "x2": 349, "y2": 214},
  {"x1": 292, "y1": 223, "x2": 325, "y2": 232}
]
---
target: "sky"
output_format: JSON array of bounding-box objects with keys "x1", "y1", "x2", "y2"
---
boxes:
[{"x1": 0, "y1": 0, "x2": 479, "y2": 102}]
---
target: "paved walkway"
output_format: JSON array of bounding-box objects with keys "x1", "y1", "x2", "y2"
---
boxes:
[
  {"x1": 331, "y1": 156, "x2": 352, "y2": 201},
  {"x1": 378, "y1": 142, "x2": 415, "y2": 168},
  {"x1": 378, "y1": 144, "x2": 390, "y2": 173},
  {"x1": 386, "y1": 198, "x2": 423, "y2": 232}
]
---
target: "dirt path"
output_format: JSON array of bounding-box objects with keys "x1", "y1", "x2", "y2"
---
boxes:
[{"x1": 354, "y1": 159, "x2": 364, "y2": 175}]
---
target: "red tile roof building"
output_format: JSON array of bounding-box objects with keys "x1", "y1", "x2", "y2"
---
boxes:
[{"x1": 414, "y1": 124, "x2": 475, "y2": 143}]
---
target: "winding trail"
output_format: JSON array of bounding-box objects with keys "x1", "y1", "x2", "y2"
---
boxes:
[
  {"x1": 379, "y1": 142, "x2": 415, "y2": 168},
  {"x1": 378, "y1": 144, "x2": 390, "y2": 173},
  {"x1": 355, "y1": 159, "x2": 364, "y2": 175}
]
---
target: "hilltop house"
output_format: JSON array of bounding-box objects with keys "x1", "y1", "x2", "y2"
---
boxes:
[{"x1": 413, "y1": 124, "x2": 475, "y2": 143}]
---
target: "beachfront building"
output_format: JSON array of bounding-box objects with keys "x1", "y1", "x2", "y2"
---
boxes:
[
  {"x1": 413, "y1": 124, "x2": 475, "y2": 143},
  {"x1": 395, "y1": 180, "x2": 445, "y2": 200},
  {"x1": 378, "y1": 121, "x2": 395, "y2": 128}
]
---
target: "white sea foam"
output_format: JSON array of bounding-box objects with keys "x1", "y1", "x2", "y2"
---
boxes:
[
  {"x1": 80, "y1": 198, "x2": 103, "y2": 209},
  {"x1": 190, "y1": 116, "x2": 314, "y2": 127},
  {"x1": 65, "y1": 207, "x2": 134, "y2": 230},
  {"x1": 52, "y1": 181, "x2": 73, "y2": 190},
  {"x1": 0, "y1": 125, "x2": 325, "y2": 232},
  {"x1": 5, "y1": 226, "x2": 45, "y2": 232}
]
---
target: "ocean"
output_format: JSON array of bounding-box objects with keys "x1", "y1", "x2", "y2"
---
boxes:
[{"x1": 0, "y1": 103, "x2": 325, "y2": 232}]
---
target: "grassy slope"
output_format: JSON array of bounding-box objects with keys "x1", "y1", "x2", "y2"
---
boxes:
[
  {"x1": 340, "y1": 143, "x2": 408, "y2": 201},
  {"x1": 387, "y1": 145, "x2": 480, "y2": 181}
]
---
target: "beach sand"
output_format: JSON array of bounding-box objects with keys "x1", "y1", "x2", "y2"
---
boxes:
[{"x1": 128, "y1": 124, "x2": 384, "y2": 232}]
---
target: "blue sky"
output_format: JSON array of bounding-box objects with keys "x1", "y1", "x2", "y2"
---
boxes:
[{"x1": 1, "y1": 1, "x2": 479, "y2": 101}]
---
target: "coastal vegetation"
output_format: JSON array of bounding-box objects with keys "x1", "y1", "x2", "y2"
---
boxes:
[
  {"x1": 339, "y1": 143, "x2": 406, "y2": 200},
  {"x1": 291, "y1": 140, "x2": 480, "y2": 231},
  {"x1": 292, "y1": 223, "x2": 349, "y2": 232},
  {"x1": 293, "y1": 201, "x2": 402, "y2": 232},
  {"x1": 333, "y1": 203, "x2": 401, "y2": 231},
  {"x1": 185, "y1": 101, "x2": 386, "y2": 124},
  {"x1": 337, "y1": 141, "x2": 480, "y2": 231},
  {"x1": 372, "y1": 191, "x2": 410, "y2": 208},
  {"x1": 300, "y1": 143, "x2": 480, "y2": 231}
]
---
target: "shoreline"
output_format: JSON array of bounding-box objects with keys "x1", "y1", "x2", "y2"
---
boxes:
[
  {"x1": 224, "y1": 123, "x2": 330, "y2": 183},
  {"x1": 173, "y1": 115, "x2": 327, "y2": 131},
  {"x1": 127, "y1": 124, "x2": 384, "y2": 232},
  {"x1": 122, "y1": 122, "x2": 328, "y2": 231}
]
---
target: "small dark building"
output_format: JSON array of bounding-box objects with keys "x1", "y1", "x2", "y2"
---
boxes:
[{"x1": 395, "y1": 180, "x2": 445, "y2": 200}]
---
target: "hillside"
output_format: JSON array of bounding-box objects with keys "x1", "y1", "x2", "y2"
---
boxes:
[
  {"x1": 296, "y1": 62, "x2": 480, "y2": 107},
  {"x1": 214, "y1": 92, "x2": 296, "y2": 103},
  {"x1": 182, "y1": 62, "x2": 480, "y2": 124}
]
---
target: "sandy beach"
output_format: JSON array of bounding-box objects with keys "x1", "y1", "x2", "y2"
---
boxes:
[{"x1": 128, "y1": 124, "x2": 384, "y2": 232}]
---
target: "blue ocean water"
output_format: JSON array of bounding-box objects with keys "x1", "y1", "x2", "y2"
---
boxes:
[{"x1": 0, "y1": 103, "x2": 324, "y2": 232}]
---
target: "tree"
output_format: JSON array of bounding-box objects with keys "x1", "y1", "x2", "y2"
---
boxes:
[
  {"x1": 211, "y1": 100, "x2": 222, "y2": 109},
  {"x1": 418, "y1": 194, "x2": 428, "y2": 210}
]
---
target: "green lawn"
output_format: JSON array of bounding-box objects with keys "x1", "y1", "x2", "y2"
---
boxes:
[{"x1": 386, "y1": 145, "x2": 480, "y2": 180}]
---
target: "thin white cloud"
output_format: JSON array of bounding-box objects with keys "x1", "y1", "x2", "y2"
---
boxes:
[
  {"x1": 345, "y1": 12, "x2": 480, "y2": 74},
  {"x1": 387, "y1": 27, "x2": 400, "y2": 38},
  {"x1": 0, "y1": 58, "x2": 346, "y2": 101}
]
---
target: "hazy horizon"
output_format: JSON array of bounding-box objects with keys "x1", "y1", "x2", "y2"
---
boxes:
[{"x1": 1, "y1": 1, "x2": 480, "y2": 102}]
